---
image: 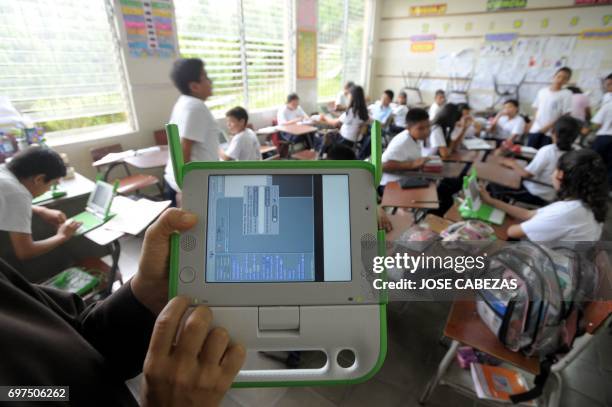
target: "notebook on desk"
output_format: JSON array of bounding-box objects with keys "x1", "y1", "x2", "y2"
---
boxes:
[
  {"x1": 463, "y1": 138, "x2": 494, "y2": 150},
  {"x1": 69, "y1": 181, "x2": 115, "y2": 235}
]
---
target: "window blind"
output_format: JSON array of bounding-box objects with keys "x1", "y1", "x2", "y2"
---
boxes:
[{"x1": 0, "y1": 0, "x2": 132, "y2": 133}]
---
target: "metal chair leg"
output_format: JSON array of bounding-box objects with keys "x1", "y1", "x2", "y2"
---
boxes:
[{"x1": 419, "y1": 340, "x2": 460, "y2": 404}]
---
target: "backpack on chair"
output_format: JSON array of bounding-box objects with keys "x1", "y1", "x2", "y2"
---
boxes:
[{"x1": 476, "y1": 242, "x2": 600, "y2": 403}]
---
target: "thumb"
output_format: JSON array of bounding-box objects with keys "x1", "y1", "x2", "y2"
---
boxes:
[{"x1": 144, "y1": 208, "x2": 198, "y2": 242}]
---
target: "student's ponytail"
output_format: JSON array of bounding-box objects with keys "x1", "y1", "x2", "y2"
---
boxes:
[
  {"x1": 553, "y1": 116, "x2": 579, "y2": 151},
  {"x1": 557, "y1": 150, "x2": 608, "y2": 223}
]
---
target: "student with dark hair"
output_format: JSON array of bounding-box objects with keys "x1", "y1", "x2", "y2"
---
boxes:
[
  {"x1": 602, "y1": 72, "x2": 612, "y2": 106},
  {"x1": 219, "y1": 106, "x2": 261, "y2": 161},
  {"x1": 321, "y1": 85, "x2": 369, "y2": 147},
  {"x1": 277, "y1": 93, "x2": 308, "y2": 126},
  {"x1": 527, "y1": 66, "x2": 573, "y2": 149},
  {"x1": 428, "y1": 89, "x2": 446, "y2": 119},
  {"x1": 369, "y1": 89, "x2": 394, "y2": 124},
  {"x1": 389, "y1": 91, "x2": 409, "y2": 135},
  {"x1": 164, "y1": 58, "x2": 219, "y2": 207},
  {"x1": 0, "y1": 147, "x2": 80, "y2": 260},
  {"x1": 426, "y1": 103, "x2": 472, "y2": 159},
  {"x1": 480, "y1": 149, "x2": 607, "y2": 241},
  {"x1": 489, "y1": 99, "x2": 526, "y2": 142},
  {"x1": 591, "y1": 99, "x2": 612, "y2": 188},
  {"x1": 326, "y1": 143, "x2": 357, "y2": 160},
  {"x1": 489, "y1": 116, "x2": 580, "y2": 206},
  {"x1": 567, "y1": 86, "x2": 591, "y2": 123},
  {"x1": 334, "y1": 81, "x2": 355, "y2": 112}
]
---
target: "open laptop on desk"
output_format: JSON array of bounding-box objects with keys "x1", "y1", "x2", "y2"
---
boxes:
[
  {"x1": 69, "y1": 181, "x2": 115, "y2": 235},
  {"x1": 459, "y1": 171, "x2": 505, "y2": 225}
]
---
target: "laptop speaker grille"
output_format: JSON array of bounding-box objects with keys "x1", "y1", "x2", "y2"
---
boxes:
[{"x1": 181, "y1": 234, "x2": 196, "y2": 252}]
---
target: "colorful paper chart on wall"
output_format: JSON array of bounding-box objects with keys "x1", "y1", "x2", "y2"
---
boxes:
[
  {"x1": 297, "y1": 30, "x2": 317, "y2": 79},
  {"x1": 120, "y1": 0, "x2": 176, "y2": 58},
  {"x1": 486, "y1": 0, "x2": 527, "y2": 11},
  {"x1": 410, "y1": 4, "x2": 447, "y2": 16},
  {"x1": 580, "y1": 28, "x2": 612, "y2": 39}
]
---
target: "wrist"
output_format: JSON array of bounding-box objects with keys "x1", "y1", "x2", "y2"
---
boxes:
[{"x1": 131, "y1": 274, "x2": 168, "y2": 315}]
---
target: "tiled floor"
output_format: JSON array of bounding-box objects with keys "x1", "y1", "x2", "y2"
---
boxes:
[{"x1": 118, "y1": 202, "x2": 612, "y2": 406}]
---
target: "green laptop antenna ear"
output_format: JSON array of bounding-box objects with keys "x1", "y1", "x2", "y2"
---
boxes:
[
  {"x1": 166, "y1": 123, "x2": 184, "y2": 189},
  {"x1": 370, "y1": 120, "x2": 382, "y2": 186},
  {"x1": 95, "y1": 172, "x2": 103, "y2": 182}
]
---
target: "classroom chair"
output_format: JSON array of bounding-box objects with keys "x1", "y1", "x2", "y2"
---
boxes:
[
  {"x1": 153, "y1": 129, "x2": 167, "y2": 145},
  {"x1": 90, "y1": 144, "x2": 163, "y2": 197}
]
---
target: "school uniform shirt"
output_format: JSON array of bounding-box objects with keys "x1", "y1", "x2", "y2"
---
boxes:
[
  {"x1": 602, "y1": 92, "x2": 611, "y2": 106},
  {"x1": 0, "y1": 258, "x2": 156, "y2": 406},
  {"x1": 530, "y1": 87, "x2": 572, "y2": 135},
  {"x1": 521, "y1": 200, "x2": 602, "y2": 241},
  {"x1": 276, "y1": 105, "x2": 307, "y2": 125},
  {"x1": 422, "y1": 125, "x2": 447, "y2": 156},
  {"x1": 494, "y1": 115, "x2": 526, "y2": 140},
  {"x1": 428, "y1": 102, "x2": 442, "y2": 120},
  {"x1": 523, "y1": 144, "x2": 564, "y2": 202},
  {"x1": 0, "y1": 165, "x2": 32, "y2": 234},
  {"x1": 339, "y1": 109, "x2": 365, "y2": 142},
  {"x1": 370, "y1": 102, "x2": 393, "y2": 124},
  {"x1": 335, "y1": 91, "x2": 349, "y2": 108},
  {"x1": 391, "y1": 104, "x2": 409, "y2": 128},
  {"x1": 570, "y1": 93, "x2": 590, "y2": 122},
  {"x1": 592, "y1": 102, "x2": 612, "y2": 136},
  {"x1": 163, "y1": 95, "x2": 220, "y2": 191},
  {"x1": 225, "y1": 128, "x2": 262, "y2": 161},
  {"x1": 380, "y1": 130, "x2": 423, "y2": 185}
]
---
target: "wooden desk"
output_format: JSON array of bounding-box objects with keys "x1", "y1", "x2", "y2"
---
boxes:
[
  {"x1": 381, "y1": 182, "x2": 439, "y2": 209},
  {"x1": 124, "y1": 146, "x2": 168, "y2": 169},
  {"x1": 276, "y1": 124, "x2": 318, "y2": 136},
  {"x1": 444, "y1": 202, "x2": 520, "y2": 241},
  {"x1": 399, "y1": 162, "x2": 468, "y2": 180},
  {"x1": 385, "y1": 209, "x2": 415, "y2": 242},
  {"x1": 486, "y1": 155, "x2": 527, "y2": 169},
  {"x1": 473, "y1": 161, "x2": 521, "y2": 189},
  {"x1": 442, "y1": 150, "x2": 484, "y2": 163},
  {"x1": 259, "y1": 145, "x2": 277, "y2": 155},
  {"x1": 445, "y1": 301, "x2": 540, "y2": 374}
]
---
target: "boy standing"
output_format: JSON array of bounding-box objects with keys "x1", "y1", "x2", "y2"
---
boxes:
[
  {"x1": 219, "y1": 107, "x2": 262, "y2": 161},
  {"x1": 526, "y1": 67, "x2": 573, "y2": 149},
  {"x1": 0, "y1": 147, "x2": 80, "y2": 260}
]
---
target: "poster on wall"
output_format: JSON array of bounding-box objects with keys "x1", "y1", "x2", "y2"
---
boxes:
[
  {"x1": 411, "y1": 42, "x2": 435, "y2": 52},
  {"x1": 121, "y1": 0, "x2": 175, "y2": 58},
  {"x1": 297, "y1": 30, "x2": 317, "y2": 79},
  {"x1": 410, "y1": 4, "x2": 447, "y2": 16},
  {"x1": 580, "y1": 28, "x2": 612, "y2": 39},
  {"x1": 486, "y1": 0, "x2": 527, "y2": 11}
]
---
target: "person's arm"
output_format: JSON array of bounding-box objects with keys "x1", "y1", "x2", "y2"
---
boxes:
[
  {"x1": 181, "y1": 138, "x2": 194, "y2": 163},
  {"x1": 218, "y1": 148, "x2": 234, "y2": 161},
  {"x1": 479, "y1": 185, "x2": 536, "y2": 221},
  {"x1": 32, "y1": 206, "x2": 67, "y2": 227},
  {"x1": 501, "y1": 158, "x2": 533, "y2": 178},
  {"x1": 585, "y1": 106, "x2": 592, "y2": 124},
  {"x1": 489, "y1": 112, "x2": 503, "y2": 132},
  {"x1": 321, "y1": 115, "x2": 342, "y2": 127},
  {"x1": 383, "y1": 157, "x2": 429, "y2": 172},
  {"x1": 445, "y1": 117, "x2": 471, "y2": 156},
  {"x1": 9, "y1": 221, "x2": 80, "y2": 260}
]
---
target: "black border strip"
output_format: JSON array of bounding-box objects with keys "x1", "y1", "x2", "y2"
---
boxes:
[{"x1": 313, "y1": 175, "x2": 324, "y2": 282}]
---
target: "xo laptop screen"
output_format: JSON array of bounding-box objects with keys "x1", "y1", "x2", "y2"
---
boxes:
[{"x1": 205, "y1": 175, "x2": 351, "y2": 283}]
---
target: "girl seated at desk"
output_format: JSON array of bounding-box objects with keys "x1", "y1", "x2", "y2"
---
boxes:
[
  {"x1": 320, "y1": 85, "x2": 370, "y2": 149},
  {"x1": 488, "y1": 116, "x2": 579, "y2": 207},
  {"x1": 479, "y1": 149, "x2": 607, "y2": 241},
  {"x1": 427, "y1": 103, "x2": 477, "y2": 159}
]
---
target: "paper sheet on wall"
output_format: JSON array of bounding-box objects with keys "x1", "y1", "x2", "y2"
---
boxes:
[
  {"x1": 420, "y1": 79, "x2": 448, "y2": 92},
  {"x1": 578, "y1": 69, "x2": 606, "y2": 106},
  {"x1": 435, "y1": 49, "x2": 475, "y2": 77}
]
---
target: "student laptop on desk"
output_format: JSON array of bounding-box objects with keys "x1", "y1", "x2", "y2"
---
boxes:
[
  {"x1": 69, "y1": 181, "x2": 115, "y2": 235},
  {"x1": 459, "y1": 172, "x2": 505, "y2": 225}
]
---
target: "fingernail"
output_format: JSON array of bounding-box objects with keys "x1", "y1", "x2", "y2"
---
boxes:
[{"x1": 180, "y1": 212, "x2": 197, "y2": 224}]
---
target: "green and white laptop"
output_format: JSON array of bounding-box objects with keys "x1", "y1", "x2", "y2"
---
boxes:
[
  {"x1": 70, "y1": 181, "x2": 115, "y2": 235},
  {"x1": 459, "y1": 169, "x2": 506, "y2": 225}
]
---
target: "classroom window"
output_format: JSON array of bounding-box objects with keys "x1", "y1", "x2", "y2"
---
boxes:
[
  {"x1": 174, "y1": 0, "x2": 288, "y2": 115},
  {"x1": 0, "y1": 0, "x2": 133, "y2": 135},
  {"x1": 317, "y1": 0, "x2": 366, "y2": 101}
]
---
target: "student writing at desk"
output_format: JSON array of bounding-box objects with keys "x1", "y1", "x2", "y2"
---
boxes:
[
  {"x1": 163, "y1": 58, "x2": 220, "y2": 207},
  {"x1": 0, "y1": 209, "x2": 245, "y2": 406},
  {"x1": 0, "y1": 147, "x2": 81, "y2": 261},
  {"x1": 478, "y1": 149, "x2": 607, "y2": 241},
  {"x1": 489, "y1": 116, "x2": 579, "y2": 206},
  {"x1": 218, "y1": 107, "x2": 262, "y2": 161}
]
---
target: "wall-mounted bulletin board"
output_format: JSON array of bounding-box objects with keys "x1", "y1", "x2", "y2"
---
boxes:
[{"x1": 372, "y1": 0, "x2": 612, "y2": 112}]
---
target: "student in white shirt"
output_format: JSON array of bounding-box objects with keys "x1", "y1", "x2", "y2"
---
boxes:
[
  {"x1": 480, "y1": 149, "x2": 607, "y2": 241},
  {"x1": 276, "y1": 93, "x2": 310, "y2": 146},
  {"x1": 567, "y1": 86, "x2": 591, "y2": 123},
  {"x1": 369, "y1": 90, "x2": 394, "y2": 125},
  {"x1": 602, "y1": 73, "x2": 612, "y2": 106},
  {"x1": 333, "y1": 81, "x2": 354, "y2": 112},
  {"x1": 164, "y1": 58, "x2": 220, "y2": 206},
  {"x1": 0, "y1": 147, "x2": 80, "y2": 261},
  {"x1": 389, "y1": 91, "x2": 409, "y2": 135},
  {"x1": 428, "y1": 89, "x2": 446, "y2": 120},
  {"x1": 380, "y1": 108, "x2": 432, "y2": 187},
  {"x1": 489, "y1": 99, "x2": 526, "y2": 142},
  {"x1": 219, "y1": 107, "x2": 261, "y2": 161},
  {"x1": 527, "y1": 66, "x2": 573, "y2": 149},
  {"x1": 490, "y1": 116, "x2": 579, "y2": 206},
  {"x1": 321, "y1": 85, "x2": 369, "y2": 147},
  {"x1": 426, "y1": 103, "x2": 473, "y2": 158},
  {"x1": 591, "y1": 101, "x2": 612, "y2": 188}
]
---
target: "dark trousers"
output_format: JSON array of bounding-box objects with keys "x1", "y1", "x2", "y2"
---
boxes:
[
  {"x1": 487, "y1": 182, "x2": 549, "y2": 207},
  {"x1": 527, "y1": 132, "x2": 552, "y2": 149},
  {"x1": 164, "y1": 183, "x2": 178, "y2": 207},
  {"x1": 592, "y1": 135, "x2": 612, "y2": 187}
]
